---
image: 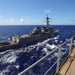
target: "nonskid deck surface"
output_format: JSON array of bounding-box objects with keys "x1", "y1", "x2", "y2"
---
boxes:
[{"x1": 58, "y1": 48, "x2": 75, "y2": 75}]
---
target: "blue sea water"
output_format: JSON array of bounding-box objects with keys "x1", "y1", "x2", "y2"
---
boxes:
[
  {"x1": 0, "y1": 25, "x2": 75, "y2": 42},
  {"x1": 0, "y1": 25, "x2": 75, "y2": 75}
]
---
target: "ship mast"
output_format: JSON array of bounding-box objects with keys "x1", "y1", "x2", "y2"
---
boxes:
[{"x1": 46, "y1": 14, "x2": 50, "y2": 27}]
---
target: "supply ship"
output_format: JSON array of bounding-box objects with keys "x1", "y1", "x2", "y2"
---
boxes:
[{"x1": 0, "y1": 15, "x2": 59, "y2": 52}]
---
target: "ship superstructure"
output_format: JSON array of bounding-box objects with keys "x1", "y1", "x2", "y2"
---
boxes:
[
  {"x1": 11, "y1": 15, "x2": 58, "y2": 44},
  {"x1": 0, "y1": 15, "x2": 59, "y2": 52}
]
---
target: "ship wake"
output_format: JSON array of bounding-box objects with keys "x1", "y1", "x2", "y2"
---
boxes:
[{"x1": 0, "y1": 35, "x2": 70, "y2": 75}]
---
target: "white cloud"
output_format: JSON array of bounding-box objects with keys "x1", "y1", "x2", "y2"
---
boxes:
[
  {"x1": 25, "y1": 20, "x2": 28, "y2": 23},
  {"x1": 0, "y1": 17, "x2": 43, "y2": 25},
  {"x1": 0, "y1": 15, "x2": 3, "y2": 18},
  {"x1": 44, "y1": 9, "x2": 51, "y2": 14},
  {"x1": 0, "y1": 19, "x2": 8, "y2": 25},
  {"x1": 6, "y1": 18, "x2": 17, "y2": 24},
  {"x1": 20, "y1": 18, "x2": 24, "y2": 23},
  {"x1": 0, "y1": 18, "x2": 19, "y2": 25},
  {"x1": 34, "y1": 20, "x2": 39, "y2": 23},
  {"x1": 0, "y1": 19, "x2": 3, "y2": 23},
  {"x1": 30, "y1": 20, "x2": 44, "y2": 25},
  {"x1": 9, "y1": 18, "x2": 14, "y2": 22}
]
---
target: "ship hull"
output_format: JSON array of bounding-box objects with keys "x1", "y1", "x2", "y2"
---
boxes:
[
  {"x1": 0, "y1": 29, "x2": 59, "y2": 52},
  {"x1": 0, "y1": 33, "x2": 56, "y2": 52}
]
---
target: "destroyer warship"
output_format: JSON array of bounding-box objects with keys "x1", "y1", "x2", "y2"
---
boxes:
[{"x1": 0, "y1": 15, "x2": 59, "y2": 52}]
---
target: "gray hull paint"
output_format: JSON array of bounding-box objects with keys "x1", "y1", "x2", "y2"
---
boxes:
[
  {"x1": 0, "y1": 34, "x2": 52, "y2": 52},
  {"x1": 18, "y1": 34, "x2": 52, "y2": 45}
]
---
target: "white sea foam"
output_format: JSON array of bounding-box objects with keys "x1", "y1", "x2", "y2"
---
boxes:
[
  {"x1": 0, "y1": 37, "x2": 59, "y2": 74},
  {"x1": 0, "y1": 51, "x2": 17, "y2": 63},
  {"x1": 54, "y1": 35, "x2": 59, "y2": 40},
  {"x1": 43, "y1": 48, "x2": 49, "y2": 54},
  {"x1": 60, "y1": 40, "x2": 62, "y2": 43},
  {"x1": 15, "y1": 65, "x2": 19, "y2": 69},
  {"x1": 54, "y1": 53, "x2": 58, "y2": 57},
  {"x1": 46, "y1": 43, "x2": 58, "y2": 49},
  {"x1": 55, "y1": 39, "x2": 58, "y2": 43}
]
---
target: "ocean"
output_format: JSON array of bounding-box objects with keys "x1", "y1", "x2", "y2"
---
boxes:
[
  {"x1": 0, "y1": 25, "x2": 75, "y2": 75},
  {"x1": 0, "y1": 25, "x2": 75, "y2": 42}
]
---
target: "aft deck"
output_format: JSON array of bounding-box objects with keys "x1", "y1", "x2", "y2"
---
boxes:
[{"x1": 58, "y1": 48, "x2": 75, "y2": 75}]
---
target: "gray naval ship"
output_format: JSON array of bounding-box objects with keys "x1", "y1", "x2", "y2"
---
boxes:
[{"x1": 0, "y1": 15, "x2": 59, "y2": 52}]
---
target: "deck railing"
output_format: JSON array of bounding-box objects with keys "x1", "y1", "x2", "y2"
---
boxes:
[{"x1": 18, "y1": 35, "x2": 75, "y2": 75}]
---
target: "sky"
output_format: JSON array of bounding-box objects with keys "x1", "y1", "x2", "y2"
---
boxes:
[{"x1": 0, "y1": 0, "x2": 75, "y2": 25}]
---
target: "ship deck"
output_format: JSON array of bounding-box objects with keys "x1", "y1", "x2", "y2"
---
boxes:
[{"x1": 58, "y1": 47, "x2": 75, "y2": 75}]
